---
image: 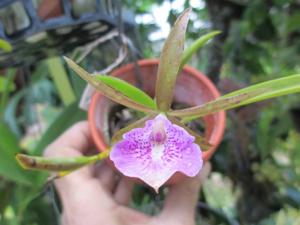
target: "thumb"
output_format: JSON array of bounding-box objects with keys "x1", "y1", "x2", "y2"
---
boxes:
[{"x1": 159, "y1": 163, "x2": 211, "y2": 224}]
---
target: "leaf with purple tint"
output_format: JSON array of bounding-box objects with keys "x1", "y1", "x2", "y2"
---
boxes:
[
  {"x1": 110, "y1": 114, "x2": 203, "y2": 192},
  {"x1": 64, "y1": 57, "x2": 155, "y2": 113},
  {"x1": 155, "y1": 8, "x2": 191, "y2": 111},
  {"x1": 170, "y1": 90, "x2": 263, "y2": 120},
  {"x1": 170, "y1": 74, "x2": 300, "y2": 121}
]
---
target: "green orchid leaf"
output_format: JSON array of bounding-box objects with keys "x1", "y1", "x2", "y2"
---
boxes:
[
  {"x1": 16, "y1": 151, "x2": 109, "y2": 172},
  {"x1": 155, "y1": 8, "x2": 191, "y2": 111},
  {"x1": 64, "y1": 57, "x2": 155, "y2": 113},
  {"x1": 111, "y1": 114, "x2": 156, "y2": 144},
  {"x1": 47, "y1": 57, "x2": 76, "y2": 106},
  {"x1": 171, "y1": 91, "x2": 261, "y2": 120},
  {"x1": 0, "y1": 76, "x2": 15, "y2": 93},
  {"x1": 96, "y1": 76, "x2": 156, "y2": 110},
  {"x1": 222, "y1": 74, "x2": 300, "y2": 104},
  {"x1": 167, "y1": 116, "x2": 211, "y2": 151},
  {"x1": 0, "y1": 121, "x2": 37, "y2": 185},
  {"x1": 171, "y1": 74, "x2": 300, "y2": 120},
  {"x1": 179, "y1": 30, "x2": 221, "y2": 71},
  {"x1": 0, "y1": 39, "x2": 12, "y2": 52}
]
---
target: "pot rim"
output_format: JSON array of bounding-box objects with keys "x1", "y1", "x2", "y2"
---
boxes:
[{"x1": 88, "y1": 58, "x2": 226, "y2": 161}]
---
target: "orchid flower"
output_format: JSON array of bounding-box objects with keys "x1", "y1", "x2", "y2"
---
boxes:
[
  {"x1": 110, "y1": 114, "x2": 203, "y2": 191},
  {"x1": 17, "y1": 8, "x2": 300, "y2": 192}
]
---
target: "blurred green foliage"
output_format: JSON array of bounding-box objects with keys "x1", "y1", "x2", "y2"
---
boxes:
[{"x1": 0, "y1": 0, "x2": 300, "y2": 224}]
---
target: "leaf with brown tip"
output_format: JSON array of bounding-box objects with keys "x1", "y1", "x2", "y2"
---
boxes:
[{"x1": 16, "y1": 151, "x2": 110, "y2": 172}]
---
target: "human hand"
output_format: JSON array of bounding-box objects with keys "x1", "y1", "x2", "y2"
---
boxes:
[{"x1": 45, "y1": 121, "x2": 211, "y2": 225}]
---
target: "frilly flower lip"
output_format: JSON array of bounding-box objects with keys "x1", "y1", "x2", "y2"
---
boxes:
[{"x1": 110, "y1": 114, "x2": 203, "y2": 192}]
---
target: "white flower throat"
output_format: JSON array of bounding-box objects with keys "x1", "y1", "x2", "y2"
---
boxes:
[{"x1": 151, "y1": 119, "x2": 167, "y2": 161}]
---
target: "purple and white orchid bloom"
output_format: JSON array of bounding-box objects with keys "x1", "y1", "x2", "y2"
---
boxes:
[{"x1": 110, "y1": 114, "x2": 203, "y2": 192}]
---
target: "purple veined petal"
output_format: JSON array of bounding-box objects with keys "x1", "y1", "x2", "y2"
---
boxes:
[{"x1": 110, "y1": 114, "x2": 203, "y2": 192}]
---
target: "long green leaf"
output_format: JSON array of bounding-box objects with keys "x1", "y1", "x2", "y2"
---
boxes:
[
  {"x1": 0, "y1": 121, "x2": 37, "y2": 185},
  {"x1": 179, "y1": 31, "x2": 221, "y2": 71},
  {"x1": 172, "y1": 91, "x2": 261, "y2": 120},
  {"x1": 222, "y1": 74, "x2": 300, "y2": 104},
  {"x1": 47, "y1": 57, "x2": 76, "y2": 106},
  {"x1": 64, "y1": 57, "x2": 155, "y2": 113},
  {"x1": 0, "y1": 68, "x2": 16, "y2": 112},
  {"x1": 96, "y1": 76, "x2": 156, "y2": 109},
  {"x1": 155, "y1": 8, "x2": 191, "y2": 111},
  {"x1": 170, "y1": 74, "x2": 300, "y2": 119}
]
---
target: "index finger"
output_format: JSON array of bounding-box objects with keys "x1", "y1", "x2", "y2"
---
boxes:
[{"x1": 44, "y1": 121, "x2": 96, "y2": 188}]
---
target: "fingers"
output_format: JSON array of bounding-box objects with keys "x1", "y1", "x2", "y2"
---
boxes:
[
  {"x1": 95, "y1": 163, "x2": 117, "y2": 191},
  {"x1": 160, "y1": 163, "x2": 211, "y2": 224},
  {"x1": 44, "y1": 121, "x2": 95, "y2": 189},
  {"x1": 114, "y1": 177, "x2": 134, "y2": 205},
  {"x1": 95, "y1": 163, "x2": 134, "y2": 205}
]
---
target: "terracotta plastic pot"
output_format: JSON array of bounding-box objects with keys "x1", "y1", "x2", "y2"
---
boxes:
[{"x1": 88, "y1": 59, "x2": 226, "y2": 183}]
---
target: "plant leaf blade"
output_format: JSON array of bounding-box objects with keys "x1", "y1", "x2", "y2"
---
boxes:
[
  {"x1": 16, "y1": 151, "x2": 109, "y2": 172},
  {"x1": 222, "y1": 74, "x2": 300, "y2": 105},
  {"x1": 170, "y1": 74, "x2": 300, "y2": 119},
  {"x1": 155, "y1": 8, "x2": 191, "y2": 111},
  {"x1": 64, "y1": 57, "x2": 155, "y2": 113},
  {"x1": 96, "y1": 76, "x2": 156, "y2": 109},
  {"x1": 179, "y1": 30, "x2": 221, "y2": 71},
  {"x1": 0, "y1": 121, "x2": 37, "y2": 185}
]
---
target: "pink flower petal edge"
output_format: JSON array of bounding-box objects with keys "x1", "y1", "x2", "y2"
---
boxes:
[{"x1": 110, "y1": 114, "x2": 203, "y2": 192}]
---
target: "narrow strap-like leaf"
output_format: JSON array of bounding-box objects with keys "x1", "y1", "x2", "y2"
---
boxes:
[
  {"x1": 221, "y1": 74, "x2": 300, "y2": 104},
  {"x1": 170, "y1": 74, "x2": 300, "y2": 120},
  {"x1": 111, "y1": 114, "x2": 156, "y2": 144},
  {"x1": 170, "y1": 91, "x2": 260, "y2": 119},
  {"x1": 16, "y1": 151, "x2": 110, "y2": 172},
  {"x1": 167, "y1": 116, "x2": 211, "y2": 151},
  {"x1": 179, "y1": 31, "x2": 221, "y2": 71},
  {"x1": 96, "y1": 76, "x2": 156, "y2": 109},
  {"x1": 155, "y1": 8, "x2": 191, "y2": 111},
  {"x1": 64, "y1": 57, "x2": 155, "y2": 113}
]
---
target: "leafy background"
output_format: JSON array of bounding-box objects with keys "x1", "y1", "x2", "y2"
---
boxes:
[{"x1": 1, "y1": 0, "x2": 300, "y2": 224}]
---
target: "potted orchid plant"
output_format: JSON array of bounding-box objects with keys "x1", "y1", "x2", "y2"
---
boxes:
[{"x1": 16, "y1": 9, "x2": 300, "y2": 192}]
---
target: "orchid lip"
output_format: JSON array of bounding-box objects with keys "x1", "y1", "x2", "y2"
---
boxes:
[{"x1": 110, "y1": 114, "x2": 203, "y2": 191}]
